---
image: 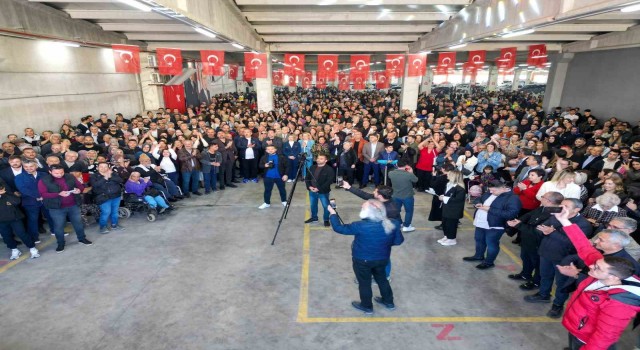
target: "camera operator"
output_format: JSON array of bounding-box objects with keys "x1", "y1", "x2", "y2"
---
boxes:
[
  {"x1": 327, "y1": 199, "x2": 403, "y2": 315},
  {"x1": 258, "y1": 145, "x2": 289, "y2": 209},
  {"x1": 305, "y1": 153, "x2": 335, "y2": 227}
]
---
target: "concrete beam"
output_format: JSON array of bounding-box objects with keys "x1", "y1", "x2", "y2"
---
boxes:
[
  {"x1": 262, "y1": 34, "x2": 420, "y2": 42},
  {"x1": 254, "y1": 24, "x2": 437, "y2": 34},
  {"x1": 28, "y1": 0, "x2": 112, "y2": 2},
  {"x1": 99, "y1": 23, "x2": 194, "y2": 32},
  {"x1": 67, "y1": 10, "x2": 167, "y2": 20},
  {"x1": 244, "y1": 12, "x2": 451, "y2": 22},
  {"x1": 124, "y1": 33, "x2": 223, "y2": 42},
  {"x1": 145, "y1": 42, "x2": 244, "y2": 51},
  {"x1": 448, "y1": 42, "x2": 562, "y2": 52},
  {"x1": 491, "y1": 34, "x2": 594, "y2": 41},
  {"x1": 539, "y1": 23, "x2": 634, "y2": 33},
  {"x1": 268, "y1": 42, "x2": 408, "y2": 52},
  {"x1": 562, "y1": 25, "x2": 640, "y2": 53},
  {"x1": 236, "y1": 0, "x2": 470, "y2": 4}
]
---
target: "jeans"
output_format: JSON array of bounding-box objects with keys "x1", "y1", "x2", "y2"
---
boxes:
[
  {"x1": 287, "y1": 158, "x2": 299, "y2": 179},
  {"x1": 473, "y1": 227, "x2": 505, "y2": 264},
  {"x1": 264, "y1": 177, "x2": 286, "y2": 204},
  {"x1": 362, "y1": 162, "x2": 380, "y2": 186},
  {"x1": 181, "y1": 170, "x2": 201, "y2": 194},
  {"x1": 521, "y1": 247, "x2": 541, "y2": 284},
  {"x1": 0, "y1": 220, "x2": 34, "y2": 249},
  {"x1": 144, "y1": 195, "x2": 169, "y2": 209},
  {"x1": 98, "y1": 197, "x2": 121, "y2": 228},
  {"x1": 309, "y1": 191, "x2": 330, "y2": 221},
  {"x1": 23, "y1": 204, "x2": 53, "y2": 241},
  {"x1": 393, "y1": 196, "x2": 414, "y2": 227},
  {"x1": 203, "y1": 169, "x2": 218, "y2": 192},
  {"x1": 49, "y1": 205, "x2": 86, "y2": 246},
  {"x1": 167, "y1": 172, "x2": 179, "y2": 186},
  {"x1": 539, "y1": 256, "x2": 571, "y2": 305},
  {"x1": 153, "y1": 180, "x2": 180, "y2": 199},
  {"x1": 353, "y1": 258, "x2": 393, "y2": 309}
]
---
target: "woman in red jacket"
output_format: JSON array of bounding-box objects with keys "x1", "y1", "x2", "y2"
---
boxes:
[
  {"x1": 415, "y1": 138, "x2": 439, "y2": 191},
  {"x1": 554, "y1": 207, "x2": 640, "y2": 350},
  {"x1": 513, "y1": 168, "x2": 545, "y2": 216}
]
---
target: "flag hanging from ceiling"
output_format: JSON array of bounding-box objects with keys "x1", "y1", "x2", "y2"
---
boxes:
[
  {"x1": 316, "y1": 73, "x2": 327, "y2": 89},
  {"x1": 156, "y1": 48, "x2": 183, "y2": 76},
  {"x1": 496, "y1": 47, "x2": 517, "y2": 70},
  {"x1": 272, "y1": 70, "x2": 284, "y2": 86},
  {"x1": 437, "y1": 52, "x2": 456, "y2": 70},
  {"x1": 302, "y1": 71, "x2": 313, "y2": 89},
  {"x1": 162, "y1": 85, "x2": 185, "y2": 113},
  {"x1": 407, "y1": 53, "x2": 427, "y2": 77},
  {"x1": 287, "y1": 73, "x2": 297, "y2": 87},
  {"x1": 284, "y1": 53, "x2": 305, "y2": 77},
  {"x1": 527, "y1": 44, "x2": 547, "y2": 67},
  {"x1": 244, "y1": 52, "x2": 268, "y2": 79},
  {"x1": 376, "y1": 72, "x2": 390, "y2": 89},
  {"x1": 349, "y1": 54, "x2": 370, "y2": 82},
  {"x1": 317, "y1": 55, "x2": 338, "y2": 81},
  {"x1": 242, "y1": 67, "x2": 253, "y2": 82},
  {"x1": 352, "y1": 74, "x2": 366, "y2": 90},
  {"x1": 112, "y1": 44, "x2": 140, "y2": 74},
  {"x1": 338, "y1": 71, "x2": 349, "y2": 90},
  {"x1": 462, "y1": 62, "x2": 479, "y2": 81},
  {"x1": 385, "y1": 54, "x2": 404, "y2": 78},
  {"x1": 200, "y1": 50, "x2": 225, "y2": 76},
  {"x1": 228, "y1": 64, "x2": 239, "y2": 80},
  {"x1": 467, "y1": 50, "x2": 486, "y2": 67}
]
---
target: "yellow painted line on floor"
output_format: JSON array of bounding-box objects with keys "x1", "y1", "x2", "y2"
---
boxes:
[
  {"x1": 297, "y1": 195, "x2": 311, "y2": 322},
  {"x1": 500, "y1": 244, "x2": 523, "y2": 267},
  {"x1": 0, "y1": 236, "x2": 56, "y2": 274},
  {"x1": 299, "y1": 316, "x2": 559, "y2": 323}
]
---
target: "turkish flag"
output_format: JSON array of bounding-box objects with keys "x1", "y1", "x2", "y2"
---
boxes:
[
  {"x1": 200, "y1": 50, "x2": 224, "y2": 76},
  {"x1": 338, "y1": 71, "x2": 349, "y2": 90},
  {"x1": 462, "y1": 62, "x2": 478, "y2": 81},
  {"x1": 317, "y1": 55, "x2": 338, "y2": 81},
  {"x1": 162, "y1": 85, "x2": 185, "y2": 113},
  {"x1": 302, "y1": 71, "x2": 313, "y2": 89},
  {"x1": 497, "y1": 47, "x2": 517, "y2": 70},
  {"x1": 527, "y1": 44, "x2": 547, "y2": 67},
  {"x1": 243, "y1": 66, "x2": 253, "y2": 82},
  {"x1": 438, "y1": 52, "x2": 456, "y2": 70},
  {"x1": 316, "y1": 73, "x2": 327, "y2": 89},
  {"x1": 376, "y1": 72, "x2": 389, "y2": 89},
  {"x1": 407, "y1": 53, "x2": 427, "y2": 77},
  {"x1": 434, "y1": 66, "x2": 449, "y2": 76},
  {"x1": 228, "y1": 64, "x2": 239, "y2": 80},
  {"x1": 287, "y1": 74, "x2": 297, "y2": 87},
  {"x1": 350, "y1": 55, "x2": 370, "y2": 81},
  {"x1": 385, "y1": 54, "x2": 404, "y2": 78},
  {"x1": 112, "y1": 45, "x2": 140, "y2": 73},
  {"x1": 244, "y1": 52, "x2": 268, "y2": 79},
  {"x1": 156, "y1": 48, "x2": 183, "y2": 76},
  {"x1": 467, "y1": 50, "x2": 486, "y2": 66},
  {"x1": 284, "y1": 53, "x2": 305, "y2": 77},
  {"x1": 272, "y1": 70, "x2": 284, "y2": 86}
]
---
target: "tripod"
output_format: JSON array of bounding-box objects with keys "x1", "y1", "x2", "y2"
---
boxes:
[{"x1": 271, "y1": 153, "x2": 307, "y2": 245}]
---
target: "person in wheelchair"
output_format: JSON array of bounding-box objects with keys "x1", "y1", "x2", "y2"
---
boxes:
[
  {"x1": 69, "y1": 166, "x2": 98, "y2": 227},
  {"x1": 134, "y1": 154, "x2": 183, "y2": 202},
  {"x1": 124, "y1": 171, "x2": 171, "y2": 214}
]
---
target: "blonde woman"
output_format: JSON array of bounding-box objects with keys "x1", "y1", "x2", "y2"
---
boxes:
[
  {"x1": 437, "y1": 170, "x2": 467, "y2": 246},
  {"x1": 536, "y1": 170, "x2": 581, "y2": 201},
  {"x1": 299, "y1": 132, "x2": 314, "y2": 177}
]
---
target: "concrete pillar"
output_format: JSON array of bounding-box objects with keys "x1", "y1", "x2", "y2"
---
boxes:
[
  {"x1": 469, "y1": 70, "x2": 477, "y2": 86},
  {"x1": 139, "y1": 52, "x2": 164, "y2": 111},
  {"x1": 525, "y1": 70, "x2": 533, "y2": 85},
  {"x1": 255, "y1": 53, "x2": 274, "y2": 112},
  {"x1": 487, "y1": 67, "x2": 499, "y2": 92},
  {"x1": 542, "y1": 53, "x2": 574, "y2": 113},
  {"x1": 420, "y1": 69, "x2": 434, "y2": 95},
  {"x1": 511, "y1": 68, "x2": 522, "y2": 91},
  {"x1": 400, "y1": 58, "x2": 420, "y2": 112}
]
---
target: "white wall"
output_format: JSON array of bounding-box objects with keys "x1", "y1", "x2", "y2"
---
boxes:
[{"x1": 0, "y1": 36, "x2": 143, "y2": 135}]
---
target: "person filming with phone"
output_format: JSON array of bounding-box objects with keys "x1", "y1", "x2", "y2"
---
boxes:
[{"x1": 258, "y1": 145, "x2": 289, "y2": 210}]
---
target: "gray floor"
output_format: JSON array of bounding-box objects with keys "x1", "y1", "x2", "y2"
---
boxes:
[{"x1": 0, "y1": 181, "x2": 636, "y2": 350}]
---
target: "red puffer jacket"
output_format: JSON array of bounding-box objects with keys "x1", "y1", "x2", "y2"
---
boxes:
[{"x1": 562, "y1": 224, "x2": 640, "y2": 350}]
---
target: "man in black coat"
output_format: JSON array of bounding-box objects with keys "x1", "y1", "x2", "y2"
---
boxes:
[{"x1": 305, "y1": 154, "x2": 335, "y2": 227}]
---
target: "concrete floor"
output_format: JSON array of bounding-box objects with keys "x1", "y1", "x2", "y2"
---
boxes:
[{"x1": 0, "y1": 182, "x2": 637, "y2": 350}]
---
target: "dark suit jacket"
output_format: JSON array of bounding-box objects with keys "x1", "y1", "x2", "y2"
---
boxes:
[
  {"x1": 580, "y1": 155, "x2": 603, "y2": 177},
  {"x1": 0, "y1": 167, "x2": 21, "y2": 193},
  {"x1": 283, "y1": 141, "x2": 302, "y2": 160},
  {"x1": 442, "y1": 185, "x2": 466, "y2": 219},
  {"x1": 236, "y1": 137, "x2": 262, "y2": 160}
]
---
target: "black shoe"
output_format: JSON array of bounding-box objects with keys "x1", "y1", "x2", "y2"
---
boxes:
[
  {"x1": 508, "y1": 273, "x2": 529, "y2": 281},
  {"x1": 547, "y1": 304, "x2": 564, "y2": 319},
  {"x1": 219, "y1": 187, "x2": 225, "y2": 190},
  {"x1": 476, "y1": 263, "x2": 495, "y2": 270},
  {"x1": 204, "y1": 191, "x2": 211, "y2": 195},
  {"x1": 38, "y1": 226, "x2": 46, "y2": 234},
  {"x1": 351, "y1": 301, "x2": 373, "y2": 315},
  {"x1": 462, "y1": 256, "x2": 484, "y2": 262},
  {"x1": 374, "y1": 297, "x2": 396, "y2": 310},
  {"x1": 56, "y1": 244, "x2": 65, "y2": 253},
  {"x1": 359, "y1": 185, "x2": 366, "y2": 189},
  {"x1": 519, "y1": 281, "x2": 540, "y2": 290},
  {"x1": 227, "y1": 183, "x2": 238, "y2": 188},
  {"x1": 324, "y1": 220, "x2": 330, "y2": 227},
  {"x1": 184, "y1": 193, "x2": 191, "y2": 198},
  {"x1": 175, "y1": 195, "x2": 185, "y2": 200},
  {"x1": 524, "y1": 293, "x2": 551, "y2": 303},
  {"x1": 168, "y1": 198, "x2": 178, "y2": 202},
  {"x1": 304, "y1": 218, "x2": 319, "y2": 224},
  {"x1": 512, "y1": 238, "x2": 521, "y2": 245},
  {"x1": 79, "y1": 238, "x2": 93, "y2": 246},
  {"x1": 192, "y1": 191, "x2": 202, "y2": 196},
  {"x1": 434, "y1": 225, "x2": 443, "y2": 230}
]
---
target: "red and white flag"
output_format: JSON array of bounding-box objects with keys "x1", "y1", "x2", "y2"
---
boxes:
[
  {"x1": 467, "y1": 50, "x2": 486, "y2": 67},
  {"x1": 407, "y1": 53, "x2": 427, "y2": 77},
  {"x1": 317, "y1": 55, "x2": 338, "y2": 81},
  {"x1": 162, "y1": 85, "x2": 185, "y2": 113},
  {"x1": 228, "y1": 64, "x2": 239, "y2": 80},
  {"x1": 338, "y1": 71, "x2": 349, "y2": 90},
  {"x1": 437, "y1": 52, "x2": 456, "y2": 70},
  {"x1": 242, "y1": 66, "x2": 253, "y2": 82},
  {"x1": 385, "y1": 54, "x2": 404, "y2": 78},
  {"x1": 316, "y1": 73, "x2": 327, "y2": 89},
  {"x1": 302, "y1": 71, "x2": 313, "y2": 89},
  {"x1": 376, "y1": 72, "x2": 390, "y2": 89},
  {"x1": 272, "y1": 70, "x2": 284, "y2": 86},
  {"x1": 284, "y1": 53, "x2": 305, "y2": 77},
  {"x1": 527, "y1": 44, "x2": 547, "y2": 67},
  {"x1": 350, "y1": 55, "x2": 370, "y2": 81},
  {"x1": 496, "y1": 47, "x2": 517, "y2": 70},
  {"x1": 112, "y1": 45, "x2": 140, "y2": 74},
  {"x1": 156, "y1": 48, "x2": 183, "y2": 76},
  {"x1": 244, "y1": 52, "x2": 268, "y2": 79},
  {"x1": 200, "y1": 50, "x2": 224, "y2": 76},
  {"x1": 287, "y1": 74, "x2": 297, "y2": 87}
]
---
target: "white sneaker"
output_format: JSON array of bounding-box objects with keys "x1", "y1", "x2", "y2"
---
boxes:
[
  {"x1": 440, "y1": 239, "x2": 457, "y2": 246},
  {"x1": 282, "y1": 202, "x2": 287, "y2": 207},
  {"x1": 287, "y1": 179, "x2": 293, "y2": 183},
  {"x1": 402, "y1": 225, "x2": 416, "y2": 232},
  {"x1": 10, "y1": 249, "x2": 21, "y2": 260},
  {"x1": 258, "y1": 203, "x2": 271, "y2": 209},
  {"x1": 437, "y1": 236, "x2": 448, "y2": 243},
  {"x1": 30, "y1": 248, "x2": 40, "y2": 259}
]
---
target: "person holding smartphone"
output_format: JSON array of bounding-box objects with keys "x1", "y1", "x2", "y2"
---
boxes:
[{"x1": 258, "y1": 145, "x2": 289, "y2": 209}]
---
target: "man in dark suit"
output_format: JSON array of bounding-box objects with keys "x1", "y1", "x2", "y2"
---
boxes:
[
  {"x1": 0, "y1": 155, "x2": 23, "y2": 195},
  {"x1": 76, "y1": 115, "x2": 93, "y2": 135},
  {"x1": 580, "y1": 146, "x2": 604, "y2": 178},
  {"x1": 361, "y1": 134, "x2": 384, "y2": 188},
  {"x1": 235, "y1": 129, "x2": 262, "y2": 182},
  {"x1": 589, "y1": 148, "x2": 622, "y2": 174},
  {"x1": 184, "y1": 74, "x2": 200, "y2": 108}
]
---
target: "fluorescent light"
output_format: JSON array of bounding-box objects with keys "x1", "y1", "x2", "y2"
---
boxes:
[
  {"x1": 621, "y1": 4, "x2": 640, "y2": 12},
  {"x1": 119, "y1": 0, "x2": 152, "y2": 12},
  {"x1": 419, "y1": 50, "x2": 432, "y2": 54},
  {"x1": 47, "y1": 41, "x2": 80, "y2": 48},
  {"x1": 194, "y1": 27, "x2": 216, "y2": 38},
  {"x1": 436, "y1": 5, "x2": 448, "y2": 13},
  {"x1": 456, "y1": 62, "x2": 464, "y2": 65},
  {"x1": 449, "y1": 43, "x2": 467, "y2": 49},
  {"x1": 502, "y1": 28, "x2": 535, "y2": 38},
  {"x1": 231, "y1": 43, "x2": 244, "y2": 49},
  {"x1": 518, "y1": 64, "x2": 528, "y2": 66}
]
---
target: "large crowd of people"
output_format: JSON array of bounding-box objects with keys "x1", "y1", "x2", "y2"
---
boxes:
[{"x1": 2, "y1": 86, "x2": 640, "y2": 348}]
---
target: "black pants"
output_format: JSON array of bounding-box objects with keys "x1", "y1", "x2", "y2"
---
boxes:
[
  {"x1": 442, "y1": 217, "x2": 459, "y2": 239},
  {"x1": 241, "y1": 158, "x2": 258, "y2": 179},
  {"x1": 352, "y1": 257, "x2": 393, "y2": 309},
  {"x1": 521, "y1": 246, "x2": 541, "y2": 284},
  {"x1": 568, "y1": 333, "x2": 617, "y2": 350},
  {"x1": 263, "y1": 177, "x2": 287, "y2": 204},
  {"x1": 416, "y1": 169, "x2": 432, "y2": 191},
  {"x1": 219, "y1": 159, "x2": 234, "y2": 186},
  {"x1": 339, "y1": 167, "x2": 355, "y2": 185},
  {"x1": 355, "y1": 161, "x2": 364, "y2": 185}
]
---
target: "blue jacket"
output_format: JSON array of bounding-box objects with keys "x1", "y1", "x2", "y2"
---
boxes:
[
  {"x1": 283, "y1": 140, "x2": 302, "y2": 160},
  {"x1": 14, "y1": 171, "x2": 48, "y2": 206},
  {"x1": 474, "y1": 191, "x2": 521, "y2": 228},
  {"x1": 475, "y1": 151, "x2": 502, "y2": 172},
  {"x1": 330, "y1": 215, "x2": 403, "y2": 260}
]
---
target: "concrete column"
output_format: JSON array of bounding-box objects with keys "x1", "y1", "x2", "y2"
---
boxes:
[
  {"x1": 511, "y1": 68, "x2": 522, "y2": 91},
  {"x1": 400, "y1": 59, "x2": 420, "y2": 112},
  {"x1": 420, "y1": 69, "x2": 434, "y2": 95},
  {"x1": 139, "y1": 53, "x2": 165, "y2": 111},
  {"x1": 525, "y1": 70, "x2": 533, "y2": 85},
  {"x1": 255, "y1": 53, "x2": 274, "y2": 112},
  {"x1": 542, "y1": 53, "x2": 574, "y2": 112},
  {"x1": 487, "y1": 67, "x2": 499, "y2": 92},
  {"x1": 469, "y1": 70, "x2": 477, "y2": 86}
]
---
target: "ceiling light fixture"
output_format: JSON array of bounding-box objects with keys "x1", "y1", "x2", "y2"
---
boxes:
[
  {"x1": 621, "y1": 3, "x2": 640, "y2": 12},
  {"x1": 46, "y1": 41, "x2": 80, "y2": 48},
  {"x1": 419, "y1": 50, "x2": 432, "y2": 54},
  {"x1": 194, "y1": 27, "x2": 216, "y2": 38},
  {"x1": 501, "y1": 28, "x2": 535, "y2": 38},
  {"x1": 449, "y1": 43, "x2": 467, "y2": 49},
  {"x1": 231, "y1": 43, "x2": 244, "y2": 50},
  {"x1": 118, "y1": 0, "x2": 152, "y2": 12}
]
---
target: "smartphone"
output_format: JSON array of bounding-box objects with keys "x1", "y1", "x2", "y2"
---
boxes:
[
  {"x1": 546, "y1": 207, "x2": 563, "y2": 214},
  {"x1": 329, "y1": 198, "x2": 337, "y2": 209}
]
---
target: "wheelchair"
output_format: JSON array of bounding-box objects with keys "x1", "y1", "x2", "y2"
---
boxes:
[{"x1": 118, "y1": 193, "x2": 165, "y2": 222}]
